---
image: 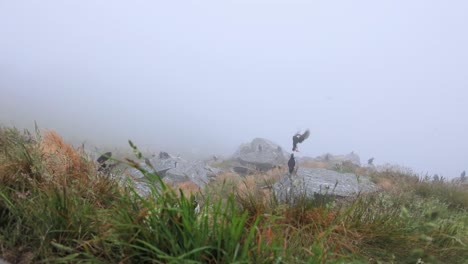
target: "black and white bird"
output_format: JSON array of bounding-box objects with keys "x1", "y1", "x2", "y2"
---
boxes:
[
  {"x1": 97, "y1": 152, "x2": 112, "y2": 172},
  {"x1": 292, "y1": 129, "x2": 310, "y2": 152},
  {"x1": 97, "y1": 152, "x2": 112, "y2": 164},
  {"x1": 288, "y1": 154, "x2": 296, "y2": 174}
]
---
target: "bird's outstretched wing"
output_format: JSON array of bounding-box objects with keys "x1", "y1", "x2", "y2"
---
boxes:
[{"x1": 297, "y1": 129, "x2": 310, "y2": 143}]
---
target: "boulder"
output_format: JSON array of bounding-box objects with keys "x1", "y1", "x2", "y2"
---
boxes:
[
  {"x1": 123, "y1": 153, "x2": 221, "y2": 196},
  {"x1": 152, "y1": 155, "x2": 185, "y2": 177},
  {"x1": 159, "y1": 151, "x2": 171, "y2": 159},
  {"x1": 165, "y1": 167, "x2": 190, "y2": 182},
  {"x1": 233, "y1": 138, "x2": 289, "y2": 170},
  {"x1": 185, "y1": 161, "x2": 216, "y2": 187},
  {"x1": 273, "y1": 167, "x2": 377, "y2": 203},
  {"x1": 316, "y1": 152, "x2": 361, "y2": 166},
  {"x1": 232, "y1": 166, "x2": 255, "y2": 176},
  {"x1": 205, "y1": 165, "x2": 222, "y2": 178}
]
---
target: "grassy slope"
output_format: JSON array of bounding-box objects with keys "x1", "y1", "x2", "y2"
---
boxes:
[{"x1": 0, "y1": 126, "x2": 467, "y2": 264}]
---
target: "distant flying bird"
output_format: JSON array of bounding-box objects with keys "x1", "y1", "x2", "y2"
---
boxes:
[
  {"x1": 288, "y1": 154, "x2": 296, "y2": 174},
  {"x1": 292, "y1": 129, "x2": 310, "y2": 152}
]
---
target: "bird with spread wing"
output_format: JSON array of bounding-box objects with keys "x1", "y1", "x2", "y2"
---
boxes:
[{"x1": 292, "y1": 129, "x2": 310, "y2": 152}]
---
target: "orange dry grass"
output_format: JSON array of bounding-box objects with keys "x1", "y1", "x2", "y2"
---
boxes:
[
  {"x1": 375, "y1": 178, "x2": 394, "y2": 191},
  {"x1": 272, "y1": 207, "x2": 360, "y2": 255},
  {"x1": 173, "y1": 181, "x2": 201, "y2": 196},
  {"x1": 282, "y1": 207, "x2": 337, "y2": 228},
  {"x1": 236, "y1": 176, "x2": 257, "y2": 194},
  {"x1": 40, "y1": 130, "x2": 92, "y2": 183},
  {"x1": 216, "y1": 171, "x2": 242, "y2": 183},
  {"x1": 207, "y1": 170, "x2": 282, "y2": 212},
  {"x1": 236, "y1": 176, "x2": 272, "y2": 204},
  {"x1": 354, "y1": 166, "x2": 368, "y2": 175},
  {"x1": 300, "y1": 160, "x2": 330, "y2": 169},
  {"x1": 234, "y1": 170, "x2": 284, "y2": 214}
]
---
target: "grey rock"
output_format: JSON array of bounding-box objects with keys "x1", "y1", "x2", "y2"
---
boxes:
[
  {"x1": 184, "y1": 161, "x2": 214, "y2": 187},
  {"x1": 316, "y1": 152, "x2": 361, "y2": 166},
  {"x1": 159, "y1": 151, "x2": 171, "y2": 159},
  {"x1": 152, "y1": 156, "x2": 186, "y2": 176},
  {"x1": 233, "y1": 138, "x2": 289, "y2": 170},
  {"x1": 205, "y1": 165, "x2": 222, "y2": 177},
  {"x1": 232, "y1": 166, "x2": 254, "y2": 175},
  {"x1": 123, "y1": 154, "x2": 221, "y2": 196},
  {"x1": 126, "y1": 163, "x2": 155, "y2": 180},
  {"x1": 273, "y1": 167, "x2": 377, "y2": 203},
  {"x1": 165, "y1": 167, "x2": 190, "y2": 182}
]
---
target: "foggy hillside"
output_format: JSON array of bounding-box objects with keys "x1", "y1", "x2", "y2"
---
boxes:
[{"x1": 1, "y1": 1, "x2": 467, "y2": 178}]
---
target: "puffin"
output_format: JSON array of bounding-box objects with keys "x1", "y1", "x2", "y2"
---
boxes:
[
  {"x1": 292, "y1": 129, "x2": 310, "y2": 152},
  {"x1": 288, "y1": 154, "x2": 296, "y2": 174}
]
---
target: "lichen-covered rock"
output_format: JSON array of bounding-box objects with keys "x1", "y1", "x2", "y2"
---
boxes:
[
  {"x1": 273, "y1": 167, "x2": 377, "y2": 203},
  {"x1": 232, "y1": 166, "x2": 255, "y2": 175},
  {"x1": 233, "y1": 138, "x2": 289, "y2": 170},
  {"x1": 315, "y1": 152, "x2": 361, "y2": 166},
  {"x1": 123, "y1": 153, "x2": 221, "y2": 196}
]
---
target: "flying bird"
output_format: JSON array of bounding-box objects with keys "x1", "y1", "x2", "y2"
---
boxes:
[
  {"x1": 288, "y1": 154, "x2": 296, "y2": 174},
  {"x1": 292, "y1": 129, "x2": 310, "y2": 152}
]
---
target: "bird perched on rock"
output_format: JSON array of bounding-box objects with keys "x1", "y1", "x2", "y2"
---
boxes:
[
  {"x1": 96, "y1": 152, "x2": 112, "y2": 172},
  {"x1": 288, "y1": 154, "x2": 296, "y2": 174},
  {"x1": 292, "y1": 129, "x2": 310, "y2": 152},
  {"x1": 97, "y1": 152, "x2": 112, "y2": 164}
]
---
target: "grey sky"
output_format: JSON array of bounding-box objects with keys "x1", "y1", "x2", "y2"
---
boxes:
[{"x1": 1, "y1": 1, "x2": 467, "y2": 178}]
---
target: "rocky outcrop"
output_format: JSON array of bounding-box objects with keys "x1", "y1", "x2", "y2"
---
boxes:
[
  {"x1": 232, "y1": 166, "x2": 255, "y2": 175},
  {"x1": 124, "y1": 152, "x2": 221, "y2": 196},
  {"x1": 315, "y1": 152, "x2": 361, "y2": 166},
  {"x1": 273, "y1": 167, "x2": 377, "y2": 203},
  {"x1": 233, "y1": 138, "x2": 289, "y2": 170}
]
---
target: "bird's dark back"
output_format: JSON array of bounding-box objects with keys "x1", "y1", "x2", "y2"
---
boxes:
[{"x1": 97, "y1": 152, "x2": 112, "y2": 164}]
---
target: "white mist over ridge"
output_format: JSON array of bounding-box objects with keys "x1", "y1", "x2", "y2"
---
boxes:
[{"x1": 1, "y1": 1, "x2": 467, "y2": 179}]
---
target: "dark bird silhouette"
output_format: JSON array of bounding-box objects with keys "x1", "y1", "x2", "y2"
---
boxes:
[
  {"x1": 97, "y1": 152, "x2": 112, "y2": 164},
  {"x1": 288, "y1": 154, "x2": 296, "y2": 174},
  {"x1": 97, "y1": 152, "x2": 112, "y2": 172},
  {"x1": 461, "y1": 171, "x2": 466, "y2": 178},
  {"x1": 368, "y1": 157, "x2": 374, "y2": 165},
  {"x1": 292, "y1": 129, "x2": 310, "y2": 152}
]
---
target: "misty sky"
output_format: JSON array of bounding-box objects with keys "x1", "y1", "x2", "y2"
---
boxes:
[{"x1": 1, "y1": 1, "x2": 467, "y2": 178}]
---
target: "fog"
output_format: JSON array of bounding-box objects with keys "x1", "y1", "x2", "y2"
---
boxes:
[{"x1": 1, "y1": 1, "x2": 467, "y2": 178}]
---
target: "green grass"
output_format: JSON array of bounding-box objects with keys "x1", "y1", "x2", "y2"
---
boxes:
[{"x1": 0, "y1": 126, "x2": 467, "y2": 263}]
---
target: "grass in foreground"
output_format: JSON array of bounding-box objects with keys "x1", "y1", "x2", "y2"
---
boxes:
[{"x1": 0, "y1": 126, "x2": 467, "y2": 263}]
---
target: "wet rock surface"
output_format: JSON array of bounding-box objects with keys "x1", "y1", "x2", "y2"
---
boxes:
[
  {"x1": 273, "y1": 167, "x2": 377, "y2": 203},
  {"x1": 123, "y1": 152, "x2": 220, "y2": 196},
  {"x1": 314, "y1": 152, "x2": 361, "y2": 166},
  {"x1": 233, "y1": 138, "x2": 289, "y2": 170},
  {"x1": 111, "y1": 143, "x2": 372, "y2": 199}
]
